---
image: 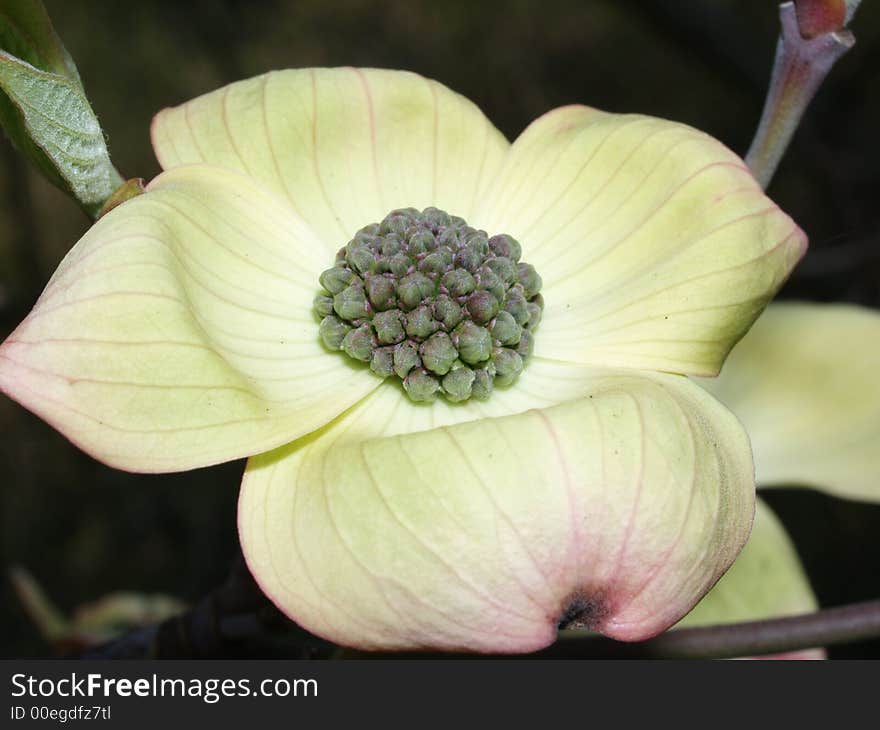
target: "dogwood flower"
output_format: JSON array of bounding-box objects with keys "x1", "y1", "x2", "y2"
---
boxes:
[{"x1": 0, "y1": 68, "x2": 807, "y2": 653}]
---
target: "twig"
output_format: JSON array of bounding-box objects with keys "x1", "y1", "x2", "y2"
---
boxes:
[{"x1": 542, "y1": 599, "x2": 880, "y2": 659}]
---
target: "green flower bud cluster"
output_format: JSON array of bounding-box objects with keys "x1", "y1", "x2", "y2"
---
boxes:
[{"x1": 314, "y1": 207, "x2": 544, "y2": 403}]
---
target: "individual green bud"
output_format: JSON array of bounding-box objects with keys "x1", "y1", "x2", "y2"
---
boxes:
[
  {"x1": 433, "y1": 295, "x2": 462, "y2": 331},
  {"x1": 405, "y1": 305, "x2": 437, "y2": 339},
  {"x1": 341, "y1": 324, "x2": 375, "y2": 362},
  {"x1": 518, "y1": 262, "x2": 543, "y2": 298},
  {"x1": 373, "y1": 309, "x2": 406, "y2": 344},
  {"x1": 516, "y1": 329, "x2": 535, "y2": 358},
  {"x1": 525, "y1": 301, "x2": 543, "y2": 330},
  {"x1": 477, "y1": 267, "x2": 506, "y2": 302},
  {"x1": 408, "y1": 228, "x2": 436, "y2": 254},
  {"x1": 436, "y1": 227, "x2": 461, "y2": 249},
  {"x1": 333, "y1": 284, "x2": 370, "y2": 320},
  {"x1": 464, "y1": 230, "x2": 489, "y2": 254},
  {"x1": 379, "y1": 211, "x2": 412, "y2": 236},
  {"x1": 319, "y1": 266, "x2": 356, "y2": 295},
  {"x1": 420, "y1": 332, "x2": 458, "y2": 375},
  {"x1": 388, "y1": 253, "x2": 412, "y2": 277},
  {"x1": 419, "y1": 251, "x2": 448, "y2": 275},
  {"x1": 319, "y1": 316, "x2": 352, "y2": 350},
  {"x1": 365, "y1": 274, "x2": 397, "y2": 311},
  {"x1": 370, "y1": 346, "x2": 395, "y2": 378},
  {"x1": 454, "y1": 321, "x2": 492, "y2": 364},
  {"x1": 353, "y1": 229, "x2": 381, "y2": 248},
  {"x1": 486, "y1": 256, "x2": 517, "y2": 285},
  {"x1": 313, "y1": 294, "x2": 334, "y2": 318},
  {"x1": 454, "y1": 245, "x2": 482, "y2": 273},
  {"x1": 488, "y1": 234, "x2": 522, "y2": 262},
  {"x1": 403, "y1": 368, "x2": 440, "y2": 402},
  {"x1": 356, "y1": 222, "x2": 381, "y2": 237},
  {"x1": 398, "y1": 272, "x2": 435, "y2": 310},
  {"x1": 442, "y1": 365, "x2": 475, "y2": 402},
  {"x1": 471, "y1": 367, "x2": 494, "y2": 399},
  {"x1": 393, "y1": 340, "x2": 421, "y2": 378},
  {"x1": 381, "y1": 235, "x2": 404, "y2": 257},
  {"x1": 449, "y1": 215, "x2": 468, "y2": 228},
  {"x1": 346, "y1": 242, "x2": 376, "y2": 274},
  {"x1": 465, "y1": 290, "x2": 500, "y2": 325},
  {"x1": 441, "y1": 268, "x2": 476, "y2": 298},
  {"x1": 422, "y1": 207, "x2": 451, "y2": 230},
  {"x1": 493, "y1": 347, "x2": 524, "y2": 386},
  {"x1": 489, "y1": 310, "x2": 522, "y2": 346},
  {"x1": 504, "y1": 287, "x2": 530, "y2": 326}
]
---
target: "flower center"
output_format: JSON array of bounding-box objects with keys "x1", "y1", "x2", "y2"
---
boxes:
[{"x1": 314, "y1": 207, "x2": 544, "y2": 403}]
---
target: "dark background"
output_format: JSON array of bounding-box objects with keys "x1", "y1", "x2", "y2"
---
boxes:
[{"x1": 1, "y1": 0, "x2": 878, "y2": 658}]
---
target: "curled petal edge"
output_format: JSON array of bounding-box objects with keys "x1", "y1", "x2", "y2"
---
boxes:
[{"x1": 239, "y1": 371, "x2": 755, "y2": 653}]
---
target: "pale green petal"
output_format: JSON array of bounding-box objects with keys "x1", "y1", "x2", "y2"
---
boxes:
[
  {"x1": 700, "y1": 302, "x2": 880, "y2": 503},
  {"x1": 677, "y1": 498, "x2": 824, "y2": 659},
  {"x1": 678, "y1": 498, "x2": 818, "y2": 624},
  {"x1": 474, "y1": 106, "x2": 807, "y2": 376},
  {"x1": 239, "y1": 371, "x2": 754, "y2": 653},
  {"x1": 151, "y1": 68, "x2": 509, "y2": 244},
  {"x1": 0, "y1": 164, "x2": 377, "y2": 472}
]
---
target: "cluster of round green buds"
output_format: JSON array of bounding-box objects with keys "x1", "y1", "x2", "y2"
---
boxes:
[{"x1": 314, "y1": 207, "x2": 544, "y2": 403}]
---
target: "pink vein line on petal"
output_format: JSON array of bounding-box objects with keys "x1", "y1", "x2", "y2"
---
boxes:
[
  {"x1": 541, "y1": 162, "x2": 763, "y2": 292},
  {"x1": 0, "y1": 352, "x2": 295, "y2": 436},
  {"x1": 20, "y1": 290, "x2": 188, "y2": 321},
  {"x1": 221, "y1": 84, "x2": 256, "y2": 177},
  {"x1": 183, "y1": 98, "x2": 209, "y2": 162},
  {"x1": 534, "y1": 409, "x2": 585, "y2": 598},
  {"x1": 260, "y1": 73, "x2": 305, "y2": 219},
  {"x1": 545, "y1": 221, "x2": 798, "y2": 339},
  {"x1": 487, "y1": 106, "x2": 607, "y2": 225},
  {"x1": 153, "y1": 110, "x2": 186, "y2": 167},
  {"x1": 604, "y1": 390, "x2": 647, "y2": 607},
  {"x1": 310, "y1": 69, "x2": 350, "y2": 240},
  {"x1": 2, "y1": 336, "x2": 343, "y2": 379},
  {"x1": 608, "y1": 386, "x2": 700, "y2": 615},
  {"x1": 145, "y1": 193, "x2": 308, "y2": 280},
  {"x1": 316, "y1": 435, "x2": 442, "y2": 640},
  {"x1": 388, "y1": 433, "x2": 539, "y2": 624},
  {"x1": 645, "y1": 407, "x2": 740, "y2": 632},
  {"x1": 359, "y1": 439, "x2": 537, "y2": 640},
  {"x1": 427, "y1": 76, "x2": 439, "y2": 204},
  {"x1": 444, "y1": 424, "x2": 556, "y2": 616},
  {"x1": 274, "y1": 446, "x2": 379, "y2": 637},
  {"x1": 352, "y1": 68, "x2": 383, "y2": 209},
  {"x1": 44, "y1": 226, "x2": 304, "y2": 324},
  {"x1": 39, "y1": 231, "x2": 168, "y2": 299},
  {"x1": 38, "y1": 260, "x2": 181, "y2": 307},
  {"x1": 470, "y1": 111, "x2": 494, "y2": 219},
  {"x1": 524, "y1": 121, "x2": 686, "y2": 257},
  {"x1": 527, "y1": 127, "x2": 701, "y2": 262}
]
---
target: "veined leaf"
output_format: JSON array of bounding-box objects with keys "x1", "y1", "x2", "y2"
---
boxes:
[{"x1": 0, "y1": 1, "x2": 121, "y2": 216}]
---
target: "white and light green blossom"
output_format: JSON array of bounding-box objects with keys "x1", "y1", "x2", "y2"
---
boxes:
[{"x1": 0, "y1": 68, "x2": 810, "y2": 652}]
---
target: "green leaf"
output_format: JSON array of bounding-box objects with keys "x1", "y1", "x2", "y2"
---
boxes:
[
  {"x1": 0, "y1": 1, "x2": 122, "y2": 217},
  {"x1": 0, "y1": 0, "x2": 80, "y2": 80}
]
